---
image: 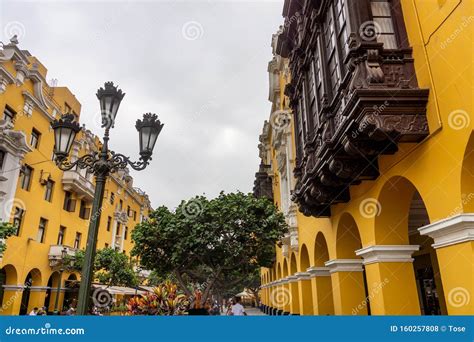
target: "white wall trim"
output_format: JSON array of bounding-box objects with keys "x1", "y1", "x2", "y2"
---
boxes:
[
  {"x1": 418, "y1": 214, "x2": 474, "y2": 249},
  {"x1": 294, "y1": 272, "x2": 311, "y2": 280},
  {"x1": 324, "y1": 259, "x2": 363, "y2": 273},
  {"x1": 355, "y1": 245, "x2": 419, "y2": 265},
  {"x1": 287, "y1": 275, "x2": 299, "y2": 283},
  {"x1": 306, "y1": 266, "x2": 331, "y2": 277}
]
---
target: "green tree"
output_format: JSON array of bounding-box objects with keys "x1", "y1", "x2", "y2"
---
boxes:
[
  {"x1": 66, "y1": 248, "x2": 137, "y2": 287},
  {"x1": 131, "y1": 191, "x2": 287, "y2": 303},
  {"x1": 0, "y1": 222, "x2": 17, "y2": 255}
]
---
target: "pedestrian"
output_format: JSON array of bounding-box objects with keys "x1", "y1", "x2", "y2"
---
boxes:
[
  {"x1": 28, "y1": 307, "x2": 38, "y2": 316},
  {"x1": 226, "y1": 299, "x2": 234, "y2": 316},
  {"x1": 231, "y1": 297, "x2": 247, "y2": 316}
]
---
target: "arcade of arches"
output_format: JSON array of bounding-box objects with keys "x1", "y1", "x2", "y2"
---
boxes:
[
  {"x1": 258, "y1": 0, "x2": 473, "y2": 316},
  {"x1": 261, "y1": 162, "x2": 474, "y2": 315},
  {"x1": 0, "y1": 266, "x2": 79, "y2": 315}
]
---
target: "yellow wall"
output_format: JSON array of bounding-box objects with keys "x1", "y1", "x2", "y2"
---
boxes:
[
  {"x1": 0, "y1": 44, "x2": 151, "y2": 315},
  {"x1": 261, "y1": 0, "x2": 473, "y2": 316}
]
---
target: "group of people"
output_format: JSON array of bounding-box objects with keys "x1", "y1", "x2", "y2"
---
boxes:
[
  {"x1": 28, "y1": 306, "x2": 76, "y2": 315},
  {"x1": 28, "y1": 307, "x2": 47, "y2": 316}
]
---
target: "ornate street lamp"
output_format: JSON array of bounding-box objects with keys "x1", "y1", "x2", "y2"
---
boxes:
[{"x1": 50, "y1": 82, "x2": 163, "y2": 315}]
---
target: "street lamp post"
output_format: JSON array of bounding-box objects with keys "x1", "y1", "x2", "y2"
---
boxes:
[
  {"x1": 51, "y1": 82, "x2": 163, "y2": 315},
  {"x1": 53, "y1": 247, "x2": 67, "y2": 315}
]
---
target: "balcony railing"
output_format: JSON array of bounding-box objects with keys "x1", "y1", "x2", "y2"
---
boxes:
[
  {"x1": 62, "y1": 170, "x2": 94, "y2": 201},
  {"x1": 48, "y1": 244, "x2": 77, "y2": 267}
]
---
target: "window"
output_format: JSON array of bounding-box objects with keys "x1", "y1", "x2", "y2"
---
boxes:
[
  {"x1": 57, "y1": 226, "x2": 66, "y2": 245},
  {"x1": 334, "y1": 0, "x2": 349, "y2": 63},
  {"x1": 105, "y1": 243, "x2": 109, "y2": 248},
  {"x1": 133, "y1": 210, "x2": 137, "y2": 221},
  {"x1": 371, "y1": 0, "x2": 397, "y2": 49},
  {"x1": 44, "y1": 179, "x2": 54, "y2": 202},
  {"x1": 124, "y1": 227, "x2": 128, "y2": 240},
  {"x1": 13, "y1": 207, "x2": 25, "y2": 235},
  {"x1": 324, "y1": 8, "x2": 341, "y2": 96},
  {"x1": 107, "y1": 216, "x2": 112, "y2": 231},
  {"x1": 19, "y1": 165, "x2": 33, "y2": 191},
  {"x1": 63, "y1": 191, "x2": 76, "y2": 212},
  {"x1": 3, "y1": 105, "x2": 16, "y2": 124},
  {"x1": 74, "y1": 232, "x2": 82, "y2": 249},
  {"x1": 30, "y1": 128, "x2": 41, "y2": 149},
  {"x1": 116, "y1": 223, "x2": 121, "y2": 236},
  {"x1": 110, "y1": 192, "x2": 115, "y2": 205},
  {"x1": 118, "y1": 199, "x2": 123, "y2": 211},
  {"x1": 37, "y1": 218, "x2": 48, "y2": 243},
  {"x1": 127, "y1": 205, "x2": 131, "y2": 217},
  {"x1": 0, "y1": 150, "x2": 5, "y2": 171},
  {"x1": 79, "y1": 200, "x2": 91, "y2": 220},
  {"x1": 64, "y1": 103, "x2": 72, "y2": 114}
]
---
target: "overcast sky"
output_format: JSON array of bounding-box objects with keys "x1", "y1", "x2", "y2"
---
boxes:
[{"x1": 0, "y1": 0, "x2": 283, "y2": 209}]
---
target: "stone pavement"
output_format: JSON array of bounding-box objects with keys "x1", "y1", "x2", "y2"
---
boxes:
[{"x1": 245, "y1": 307, "x2": 266, "y2": 316}]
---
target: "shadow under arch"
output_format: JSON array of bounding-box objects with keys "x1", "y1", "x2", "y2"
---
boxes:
[
  {"x1": 298, "y1": 244, "x2": 314, "y2": 315},
  {"x1": 333, "y1": 213, "x2": 369, "y2": 315},
  {"x1": 313, "y1": 232, "x2": 335, "y2": 315},
  {"x1": 374, "y1": 175, "x2": 447, "y2": 315},
  {"x1": 335, "y1": 213, "x2": 363, "y2": 259},
  {"x1": 20, "y1": 268, "x2": 42, "y2": 315},
  {"x1": 0, "y1": 264, "x2": 18, "y2": 313},
  {"x1": 289, "y1": 252, "x2": 300, "y2": 314}
]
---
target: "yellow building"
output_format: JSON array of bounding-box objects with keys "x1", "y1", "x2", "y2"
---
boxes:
[
  {"x1": 258, "y1": 0, "x2": 473, "y2": 316},
  {"x1": 0, "y1": 38, "x2": 151, "y2": 315}
]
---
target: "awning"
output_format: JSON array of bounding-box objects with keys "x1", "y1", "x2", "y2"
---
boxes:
[{"x1": 92, "y1": 284, "x2": 146, "y2": 296}]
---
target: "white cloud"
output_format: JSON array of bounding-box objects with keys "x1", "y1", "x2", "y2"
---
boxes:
[{"x1": 1, "y1": 0, "x2": 283, "y2": 208}]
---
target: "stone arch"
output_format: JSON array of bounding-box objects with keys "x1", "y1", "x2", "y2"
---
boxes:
[
  {"x1": 290, "y1": 253, "x2": 298, "y2": 274},
  {"x1": 371, "y1": 175, "x2": 447, "y2": 315},
  {"x1": 289, "y1": 252, "x2": 300, "y2": 314},
  {"x1": 20, "y1": 268, "x2": 42, "y2": 315},
  {"x1": 283, "y1": 259, "x2": 289, "y2": 277},
  {"x1": 375, "y1": 176, "x2": 426, "y2": 244},
  {"x1": 461, "y1": 132, "x2": 474, "y2": 212},
  {"x1": 312, "y1": 233, "x2": 334, "y2": 315},
  {"x1": 335, "y1": 213, "x2": 363, "y2": 259},
  {"x1": 0, "y1": 264, "x2": 18, "y2": 285},
  {"x1": 298, "y1": 244, "x2": 314, "y2": 315},
  {"x1": 300, "y1": 244, "x2": 311, "y2": 271},
  {"x1": 0, "y1": 264, "x2": 18, "y2": 313},
  {"x1": 314, "y1": 232, "x2": 330, "y2": 266}
]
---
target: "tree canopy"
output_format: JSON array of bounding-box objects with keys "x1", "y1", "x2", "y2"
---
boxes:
[
  {"x1": 66, "y1": 247, "x2": 137, "y2": 287},
  {"x1": 0, "y1": 222, "x2": 17, "y2": 255},
  {"x1": 131, "y1": 191, "x2": 287, "y2": 303}
]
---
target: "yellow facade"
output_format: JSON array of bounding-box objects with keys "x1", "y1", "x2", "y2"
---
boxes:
[
  {"x1": 260, "y1": 0, "x2": 473, "y2": 316},
  {"x1": 0, "y1": 40, "x2": 151, "y2": 315}
]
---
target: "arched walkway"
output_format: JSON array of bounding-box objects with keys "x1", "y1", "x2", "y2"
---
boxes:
[
  {"x1": 63, "y1": 274, "x2": 79, "y2": 310},
  {"x1": 0, "y1": 264, "x2": 18, "y2": 314},
  {"x1": 289, "y1": 253, "x2": 300, "y2": 314},
  {"x1": 331, "y1": 213, "x2": 368, "y2": 315},
  {"x1": 312, "y1": 233, "x2": 334, "y2": 315},
  {"x1": 20, "y1": 269, "x2": 42, "y2": 315},
  {"x1": 362, "y1": 176, "x2": 447, "y2": 315},
  {"x1": 298, "y1": 245, "x2": 313, "y2": 315}
]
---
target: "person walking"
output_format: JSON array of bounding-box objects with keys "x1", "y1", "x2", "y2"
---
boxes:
[{"x1": 231, "y1": 297, "x2": 247, "y2": 316}]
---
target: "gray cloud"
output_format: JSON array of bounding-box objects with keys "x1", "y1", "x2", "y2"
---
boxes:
[{"x1": 0, "y1": 0, "x2": 283, "y2": 209}]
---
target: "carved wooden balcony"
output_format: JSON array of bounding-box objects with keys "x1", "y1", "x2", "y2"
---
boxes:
[{"x1": 275, "y1": 0, "x2": 430, "y2": 217}]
